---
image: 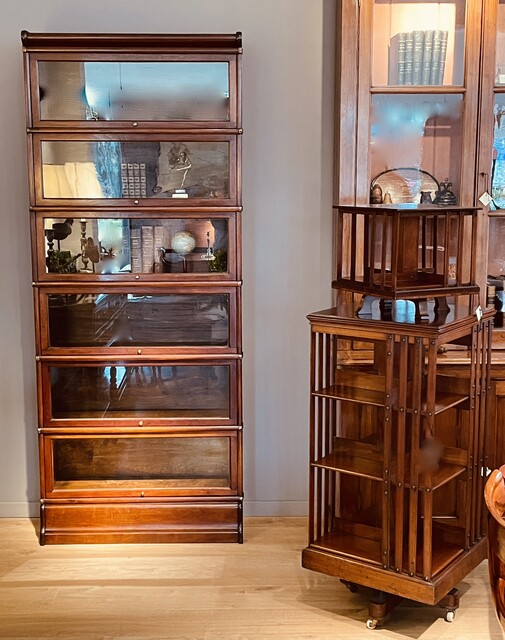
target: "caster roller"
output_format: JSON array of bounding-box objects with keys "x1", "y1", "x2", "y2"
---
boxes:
[
  {"x1": 445, "y1": 610, "x2": 455, "y2": 622},
  {"x1": 366, "y1": 618, "x2": 378, "y2": 630}
]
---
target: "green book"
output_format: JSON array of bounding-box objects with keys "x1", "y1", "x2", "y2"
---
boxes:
[
  {"x1": 404, "y1": 32, "x2": 414, "y2": 85},
  {"x1": 389, "y1": 32, "x2": 407, "y2": 85},
  {"x1": 421, "y1": 30, "x2": 434, "y2": 85},
  {"x1": 412, "y1": 31, "x2": 425, "y2": 85}
]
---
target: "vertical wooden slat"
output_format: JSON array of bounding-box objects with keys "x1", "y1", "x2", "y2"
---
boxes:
[
  {"x1": 382, "y1": 332, "x2": 394, "y2": 570},
  {"x1": 469, "y1": 324, "x2": 480, "y2": 546},
  {"x1": 369, "y1": 211, "x2": 377, "y2": 286},
  {"x1": 456, "y1": 213, "x2": 464, "y2": 285},
  {"x1": 408, "y1": 337, "x2": 423, "y2": 576},
  {"x1": 350, "y1": 213, "x2": 357, "y2": 282},
  {"x1": 421, "y1": 339, "x2": 438, "y2": 580},
  {"x1": 444, "y1": 213, "x2": 451, "y2": 286},
  {"x1": 316, "y1": 332, "x2": 324, "y2": 541},
  {"x1": 390, "y1": 212, "x2": 400, "y2": 291},
  {"x1": 394, "y1": 334, "x2": 408, "y2": 572},
  {"x1": 324, "y1": 333, "x2": 332, "y2": 534},
  {"x1": 380, "y1": 212, "x2": 388, "y2": 288}
]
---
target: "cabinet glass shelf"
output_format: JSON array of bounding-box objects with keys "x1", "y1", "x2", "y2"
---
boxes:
[
  {"x1": 44, "y1": 363, "x2": 233, "y2": 421},
  {"x1": 34, "y1": 135, "x2": 236, "y2": 204},
  {"x1": 36, "y1": 60, "x2": 231, "y2": 124},
  {"x1": 42, "y1": 291, "x2": 232, "y2": 350},
  {"x1": 38, "y1": 215, "x2": 234, "y2": 279}
]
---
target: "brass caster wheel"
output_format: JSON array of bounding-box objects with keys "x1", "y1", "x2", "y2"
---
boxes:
[{"x1": 366, "y1": 618, "x2": 378, "y2": 630}]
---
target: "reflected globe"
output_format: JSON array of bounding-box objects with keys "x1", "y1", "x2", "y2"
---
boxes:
[{"x1": 171, "y1": 231, "x2": 196, "y2": 255}]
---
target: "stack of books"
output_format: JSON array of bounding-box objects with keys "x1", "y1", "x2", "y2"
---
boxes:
[{"x1": 389, "y1": 30, "x2": 449, "y2": 86}]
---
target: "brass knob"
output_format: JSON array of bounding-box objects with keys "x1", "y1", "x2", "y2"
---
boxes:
[
  {"x1": 132, "y1": 122, "x2": 138, "y2": 127},
  {"x1": 140, "y1": 491, "x2": 144, "y2": 497},
  {"x1": 134, "y1": 200, "x2": 139, "y2": 204},
  {"x1": 137, "y1": 349, "x2": 142, "y2": 355},
  {"x1": 139, "y1": 420, "x2": 143, "y2": 426},
  {"x1": 135, "y1": 275, "x2": 140, "y2": 280}
]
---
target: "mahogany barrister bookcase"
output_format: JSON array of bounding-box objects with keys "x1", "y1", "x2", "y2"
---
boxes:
[{"x1": 22, "y1": 31, "x2": 243, "y2": 544}]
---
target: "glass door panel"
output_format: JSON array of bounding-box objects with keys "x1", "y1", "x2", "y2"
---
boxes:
[
  {"x1": 372, "y1": 0, "x2": 466, "y2": 87},
  {"x1": 37, "y1": 61, "x2": 230, "y2": 123},
  {"x1": 496, "y1": 0, "x2": 505, "y2": 85},
  {"x1": 48, "y1": 435, "x2": 232, "y2": 493},
  {"x1": 45, "y1": 292, "x2": 231, "y2": 349},
  {"x1": 47, "y1": 363, "x2": 232, "y2": 421},
  {"x1": 39, "y1": 139, "x2": 232, "y2": 201},
  {"x1": 370, "y1": 93, "x2": 463, "y2": 201},
  {"x1": 41, "y1": 216, "x2": 231, "y2": 276}
]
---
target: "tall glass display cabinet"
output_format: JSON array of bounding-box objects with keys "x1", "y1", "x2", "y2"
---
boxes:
[
  {"x1": 302, "y1": 0, "x2": 502, "y2": 628},
  {"x1": 21, "y1": 31, "x2": 243, "y2": 544}
]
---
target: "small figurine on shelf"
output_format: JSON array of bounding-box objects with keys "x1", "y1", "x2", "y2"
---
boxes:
[
  {"x1": 420, "y1": 190, "x2": 433, "y2": 204},
  {"x1": 433, "y1": 178, "x2": 457, "y2": 205},
  {"x1": 370, "y1": 184, "x2": 382, "y2": 204},
  {"x1": 382, "y1": 192, "x2": 393, "y2": 204}
]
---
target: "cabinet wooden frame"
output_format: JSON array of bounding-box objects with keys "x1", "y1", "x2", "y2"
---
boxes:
[
  {"x1": 23, "y1": 31, "x2": 243, "y2": 544},
  {"x1": 30, "y1": 132, "x2": 239, "y2": 208},
  {"x1": 32, "y1": 210, "x2": 241, "y2": 283},
  {"x1": 37, "y1": 357, "x2": 241, "y2": 428},
  {"x1": 35, "y1": 284, "x2": 241, "y2": 357},
  {"x1": 25, "y1": 51, "x2": 241, "y2": 131},
  {"x1": 40, "y1": 429, "x2": 241, "y2": 498}
]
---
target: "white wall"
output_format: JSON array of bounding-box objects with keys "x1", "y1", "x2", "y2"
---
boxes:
[{"x1": 0, "y1": 0, "x2": 335, "y2": 517}]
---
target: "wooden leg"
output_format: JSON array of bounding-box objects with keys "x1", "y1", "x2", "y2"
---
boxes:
[
  {"x1": 437, "y1": 587, "x2": 460, "y2": 622},
  {"x1": 414, "y1": 298, "x2": 429, "y2": 322},
  {"x1": 366, "y1": 590, "x2": 403, "y2": 629}
]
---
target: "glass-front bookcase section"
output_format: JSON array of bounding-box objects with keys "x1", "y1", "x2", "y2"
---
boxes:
[
  {"x1": 44, "y1": 433, "x2": 237, "y2": 497},
  {"x1": 370, "y1": 94, "x2": 463, "y2": 203},
  {"x1": 34, "y1": 136, "x2": 236, "y2": 205},
  {"x1": 372, "y1": 0, "x2": 466, "y2": 87},
  {"x1": 37, "y1": 216, "x2": 235, "y2": 280},
  {"x1": 40, "y1": 290, "x2": 235, "y2": 353},
  {"x1": 42, "y1": 361, "x2": 238, "y2": 426},
  {"x1": 31, "y1": 57, "x2": 237, "y2": 128}
]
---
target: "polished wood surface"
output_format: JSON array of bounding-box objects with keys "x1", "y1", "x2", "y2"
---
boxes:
[
  {"x1": 23, "y1": 33, "x2": 243, "y2": 544},
  {"x1": 484, "y1": 467, "x2": 505, "y2": 632},
  {"x1": 0, "y1": 517, "x2": 501, "y2": 639}
]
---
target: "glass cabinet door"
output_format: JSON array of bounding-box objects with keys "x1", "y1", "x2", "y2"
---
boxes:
[
  {"x1": 34, "y1": 135, "x2": 237, "y2": 204},
  {"x1": 36, "y1": 215, "x2": 236, "y2": 280},
  {"x1": 30, "y1": 56, "x2": 238, "y2": 127},
  {"x1": 45, "y1": 433, "x2": 236, "y2": 496},
  {"x1": 39, "y1": 289, "x2": 236, "y2": 353},
  {"x1": 356, "y1": 0, "x2": 480, "y2": 206},
  {"x1": 372, "y1": 0, "x2": 467, "y2": 87},
  {"x1": 41, "y1": 361, "x2": 238, "y2": 425}
]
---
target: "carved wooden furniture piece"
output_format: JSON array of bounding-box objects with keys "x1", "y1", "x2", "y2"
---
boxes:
[
  {"x1": 303, "y1": 302, "x2": 493, "y2": 627},
  {"x1": 22, "y1": 31, "x2": 243, "y2": 544},
  {"x1": 484, "y1": 466, "x2": 505, "y2": 632}
]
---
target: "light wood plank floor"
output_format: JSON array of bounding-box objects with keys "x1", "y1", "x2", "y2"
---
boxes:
[{"x1": 0, "y1": 517, "x2": 502, "y2": 639}]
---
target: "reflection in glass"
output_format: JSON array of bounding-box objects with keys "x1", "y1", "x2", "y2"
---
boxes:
[
  {"x1": 47, "y1": 292, "x2": 230, "y2": 347},
  {"x1": 43, "y1": 217, "x2": 229, "y2": 275},
  {"x1": 49, "y1": 365, "x2": 230, "y2": 419},
  {"x1": 372, "y1": 0, "x2": 466, "y2": 87},
  {"x1": 496, "y1": 2, "x2": 505, "y2": 85},
  {"x1": 38, "y1": 61, "x2": 230, "y2": 121},
  {"x1": 41, "y1": 140, "x2": 230, "y2": 199},
  {"x1": 53, "y1": 437, "x2": 231, "y2": 488},
  {"x1": 370, "y1": 94, "x2": 463, "y2": 202},
  {"x1": 492, "y1": 96, "x2": 505, "y2": 209}
]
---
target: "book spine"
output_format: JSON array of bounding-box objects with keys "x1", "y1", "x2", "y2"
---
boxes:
[
  {"x1": 130, "y1": 227, "x2": 142, "y2": 273},
  {"x1": 430, "y1": 30, "x2": 443, "y2": 85},
  {"x1": 437, "y1": 30, "x2": 449, "y2": 85},
  {"x1": 421, "y1": 30, "x2": 434, "y2": 85},
  {"x1": 141, "y1": 225, "x2": 154, "y2": 273},
  {"x1": 404, "y1": 32, "x2": 414, "y2": 85},
  {"x1": 154, "y1": 225, "x2": 164, "y2": 265},
  {"x1": 412, "y1": 31, "x2": 424, "y2": 85},
  {"x1": 389, "y1": 32, "x2": 408, "y2": 85}
]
